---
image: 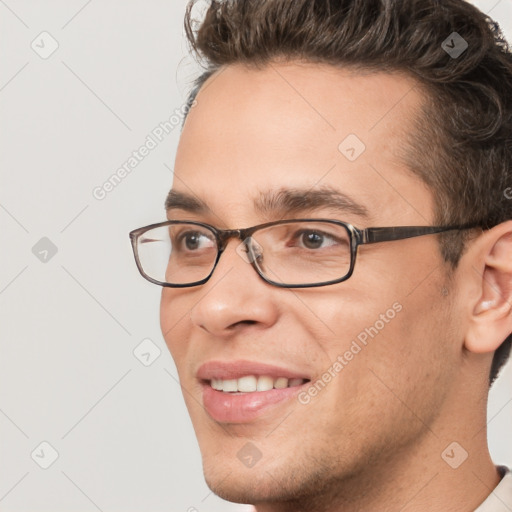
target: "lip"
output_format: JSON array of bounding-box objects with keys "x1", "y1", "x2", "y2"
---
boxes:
[
  {"x1": 197, "y1": 360, "x2": 311, "y2": 424},
  {"x1": 197, "y1": 360, "x2": 310, "y2": 381}
]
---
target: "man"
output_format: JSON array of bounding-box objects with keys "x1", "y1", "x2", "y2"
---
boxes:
[{"x1": 129, "y1": 0, "x2": 512, "y2": 510}]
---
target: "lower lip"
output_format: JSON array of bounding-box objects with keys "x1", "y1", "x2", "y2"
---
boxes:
[{"x1": 202, "y1": 382, "x2": 305, "y2": 423}]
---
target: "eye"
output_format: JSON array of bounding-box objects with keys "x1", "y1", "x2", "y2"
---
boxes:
[
  {"x1": 295, "y1": 230, "x2": 340, "y2": 250},
  {"x1": 176, "y1": 230, "x2": 215, "y2": 251}
]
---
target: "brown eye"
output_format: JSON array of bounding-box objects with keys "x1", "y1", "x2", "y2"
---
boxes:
[
  {"x1": 184, "y1": 232, "x2": 202, "y2": 250},
  {"x1": 291, "y1": 230, "x2": 341, "y2": 250},
  {"x1": 301, "y1": 232, "x2": 324, "y2": 249},
  {"x1": 175, "y1": 230, "x2": 215, "y2": 252}
]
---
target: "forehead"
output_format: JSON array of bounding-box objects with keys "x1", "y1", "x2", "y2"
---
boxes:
[{"x1": 173, "y1": 62, "x2": 433, "y2": 226}]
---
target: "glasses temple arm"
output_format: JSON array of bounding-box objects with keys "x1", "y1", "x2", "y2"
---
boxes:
[{"x1": 361, "y1": 225, "x2": 477, "y2": 244}]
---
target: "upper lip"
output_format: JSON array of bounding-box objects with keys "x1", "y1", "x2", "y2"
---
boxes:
[{"x1": 197, "y1": 360, "x2": 311, "y2": 381}]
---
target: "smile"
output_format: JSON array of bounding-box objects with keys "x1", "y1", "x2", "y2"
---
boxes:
[
  {"x1": 209, "y1": 375, "x2": 309, "y2": 393},
  {"x1": 197, "y1": 361, "x2": 311, "y2": 423}
]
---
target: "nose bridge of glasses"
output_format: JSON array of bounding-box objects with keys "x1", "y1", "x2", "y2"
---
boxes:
[
  {"x1": 216, "y1": 228, "x2": 262, "y2": 267},
  {"x1": 216, "y1": 228, "x2": 245, "y2": 250}
]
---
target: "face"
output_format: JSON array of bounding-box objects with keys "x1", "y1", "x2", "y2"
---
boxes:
[{"x1": 161, "y1": 63, "x2": 460, "y2": 505}]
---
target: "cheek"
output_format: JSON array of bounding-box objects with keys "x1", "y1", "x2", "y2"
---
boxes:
[
  {"x1": 290, "y1": 281, "x2": 404, "y2": 361},
  {"x1": 299, "y1": 287, "x2": 455, "y2": 461},
  {"x1": 160, "y1": 288, "x2": 191, "y2": 364},
  {"x1": 303, "y1": 263, "x2": 456, "y2": 406},
  {"x1": 365, "y1": 281, "x2": 455, "y2": 418}
]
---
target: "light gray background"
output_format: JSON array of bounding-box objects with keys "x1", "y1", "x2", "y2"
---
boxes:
[{"x1": 0, "y1": 1, "x2": 510, "y2": 511}]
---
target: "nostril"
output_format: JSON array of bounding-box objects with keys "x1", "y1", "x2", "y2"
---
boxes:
[{"x1": 230, "y1": 320, "x2": 257, "y2": 329}]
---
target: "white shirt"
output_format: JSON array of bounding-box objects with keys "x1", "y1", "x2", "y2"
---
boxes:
[{"x1": 475, "y1": 467, "x2": 512, "y2": 511}]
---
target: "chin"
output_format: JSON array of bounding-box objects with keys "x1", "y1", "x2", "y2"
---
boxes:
[
  {"x1": 201, "y1": 451, "x2": 282, "y2": 503},
  {"x1": 200, "y1": 449, "x2": 338, "y2": 508},
  {"x1": 203, "y1": 467, "x2": 289, "y2": 505}
]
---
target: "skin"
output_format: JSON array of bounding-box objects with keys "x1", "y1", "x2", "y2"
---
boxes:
[{"x1": 160, "y1": 61, "x2": 512, "y2": 511}]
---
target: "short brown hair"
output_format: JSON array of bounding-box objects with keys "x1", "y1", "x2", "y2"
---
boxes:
[{"x1": 182, "y1": 0, "x2": 512, "y2": 384}]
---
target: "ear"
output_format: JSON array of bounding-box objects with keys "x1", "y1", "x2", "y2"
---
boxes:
[{"x1": 465, "y1": 221, "x2": 512, "y2": 354}]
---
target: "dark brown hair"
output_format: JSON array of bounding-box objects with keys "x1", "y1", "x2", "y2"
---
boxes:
[{"x1": 182, "y1": 0, "x2": 512, "y2": 384}]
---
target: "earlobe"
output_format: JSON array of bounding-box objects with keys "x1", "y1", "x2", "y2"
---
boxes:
[{"x1": 465, "y1": 222, "x2": 512, "y2": 354}]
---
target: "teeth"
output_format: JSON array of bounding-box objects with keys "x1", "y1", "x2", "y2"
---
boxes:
[
  {"x1": 274, "y1": 377, "x2": 288, "y2": 389},
  {"x1": 211, "y1": 378, "x2": 223, "y2": 391},
  {"x1": 257, "y1": 375, "x2": 274, "y2": 391},
  {"x1": 222, "y1": 379, "x2": 238, "y2": 392},
  {"x1": 210, "y1": 375, "x2": 307, "y2": 393},
  {"x1": 238, "y1": 375, "x2": 257, "y2": 392}
]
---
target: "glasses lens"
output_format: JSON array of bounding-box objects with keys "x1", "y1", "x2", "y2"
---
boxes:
[
  {"x1": 136, "y1": 223, "x2": 217, "y2": 285},
  {"x1": 250, "y1": 221, "x2": 352, "y2": 286}
]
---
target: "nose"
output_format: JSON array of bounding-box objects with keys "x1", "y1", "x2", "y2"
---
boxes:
[{"x1": 188, "y1": 240, "x2": 279, "y2": 337}]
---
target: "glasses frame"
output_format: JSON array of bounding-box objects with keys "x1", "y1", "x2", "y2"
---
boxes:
[{"x1": 129, "y1": 219, "x2": 477, "y2": 289}]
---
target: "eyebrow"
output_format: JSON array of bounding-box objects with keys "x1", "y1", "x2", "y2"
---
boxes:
[
  {"x1": 254, "y1": 187, "x2": 369, "y2": 219},
  {"x1": 165, "y1": 186, "x2": 369, "y2": 219},
  {"x1": 165, "y1": 189, "x2": 209, "y2": 213}
]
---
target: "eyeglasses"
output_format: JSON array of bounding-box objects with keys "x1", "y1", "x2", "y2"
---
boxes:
[{"x1": 129, "y1": 219, "x2": 477, "y2": 289}]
